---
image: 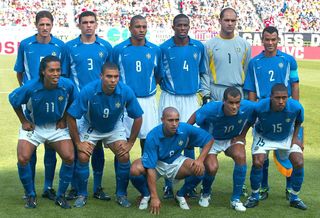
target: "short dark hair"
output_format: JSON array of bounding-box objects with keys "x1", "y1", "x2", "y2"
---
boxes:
[
  {"x1": 39, "y1": 55, "x2": 61, "y2": 82},
  {"x1": 223, "y1": 86, "x2": 241, "y2": 101},
  {"x1": 79, "y1": 11, "x2": 97, "y2": 23},
  {"x1": 130, "y1": 15, "x2": 146, "y2": 27},
  {"x1": 271, "y1": 83, "x2": 288, "y2": 95},
  {"x1": 35, "y1": 10, "x2": 54, "y2": 24},
  {"x1": 262, "y1": 26, "x2": 279, "y2": 39},
  {"x1": 219, "y1": 7, "x2": 237, "y2": 19},
  {"x1": 173, "y1": 14, "x2": 189, "y2": 26},
  {"x1": 101, "y1": 62, "x2": 119, "y2": 75}
]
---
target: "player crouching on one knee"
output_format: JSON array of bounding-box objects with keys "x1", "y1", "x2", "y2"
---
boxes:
[
  {"x1": 9, "y1": 55, "x2": 78, "y2": 209},
  {"x1": 244, "y1": 83, "x2": 307, "y2": 210},
  {"x1": 130, "y1": 107, "x2": 214, "y2": 214}
]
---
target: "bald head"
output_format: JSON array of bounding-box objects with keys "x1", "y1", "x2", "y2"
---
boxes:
[{"x1": 162, "y1": 107, "x2": 179, "y2": 119}]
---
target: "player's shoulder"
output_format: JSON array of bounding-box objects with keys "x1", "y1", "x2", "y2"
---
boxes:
[
  {"x1": 19, "y1": 35, "x2": 37, "y2": 46},
  {"x1": 160, "y1": 37, "x2": 174, "y2": 49},
  {"x1": 65, "y1": 36, "x2": 80, "y2": 47},
  {"x1": 241, "y1": 99, "x2": 256, "y2": 108},
  {"x1": 95, "y1": 36, "x2": 112, "y2": 48},
  {"x1": 235, "y1": 35, "x2": 250, "y2": 46},
  {"x1": 286, "y1": 98, "x2": 303, "y2": 111},
  {"x1": 277, "y1": 50, "x2": 296, "y2": 62},
  {"x1": 58, "y1": 77, "x2": 75, "y2": 87},
  {"x1": 113, "y1": 39, "x2": 130, "y2": 50},
  {"x1": 204, "y1": 100, "x2": 223, "y2": 112},
  {"x1": 145, "y1": 40, "x2": 161, "y2": 51},
  {"x1": 51, "y1": 36, "x2": 65, "y2": 46}
]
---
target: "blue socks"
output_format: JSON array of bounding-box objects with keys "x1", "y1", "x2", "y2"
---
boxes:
[
  {"x1": 115, "y1": 161, "x2": 130, "y2": 197},
  {"x1": 261, "y1": 158, "x2": 269, "y2": 189},
  {"x1": 43, "y1": 146, "x2": 57, "y2": 191},
  {"x1": 91, "y1": 143, "x2": 105, "y2": 193},
  {"x1": 57, "y1": 162, "x2": 74, "y2": 197},
  {"x1": 130, "y1": 175, "x2": 150, "y2": 197},
  {"x1": 177, "y1": 175, "x2": 203, "y2": 197},
  {"x1": 202, "y1": 172, "x2": 215, "y2": 194},
  {"x1": 250, "y1": 165, "x2": 262, "y2": 199},
  {"x1": 76, "y1": 160, "x2": 89, "y2": 197},
  {"x1": 290, "y1": 168, "x2": 304, "y2": 201},
  {"x1": 30, "y1": 150, "x2": 37, "y2": 192},
  {"x1": 18, "y1": 162, "x2": 35, "y2": 197},
  {"x1": 231, "y1": 164, "x2": 247, "y2": 201}
]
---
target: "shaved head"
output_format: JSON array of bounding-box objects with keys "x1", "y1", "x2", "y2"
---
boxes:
[{"x1": 162, "y1": 107, "x2": 179, "y2": 119}]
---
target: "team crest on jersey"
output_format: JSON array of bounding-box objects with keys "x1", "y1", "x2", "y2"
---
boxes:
[
  {"x1": 178, "y1": 140, "x2": 184, "y2": 146},
  {"x1": 115, "y1": 102, "x2": 121, "y2": 108},
  {"x1": 146, "y1": 53, "x2": 151, "y2": 59},
  {"x1": 236, "y1": 47, "x2": 241, "y2": 53},
  {"x1": 278, "y1": 62, "x2": 284, "y2": 68},
  {"x1": 238, "y1": 119, "x2": 242, "y2": 124},
  {"x1": 51, "y1": 52, "x2": 57, "y2": 56},
  {"x1": 83, "y1": 134, "x2": 89, "y2": 140},
  {"x1": 58, "y1": 96, "x2": 64, "y2": 101},
  {"x1": 193, "y1": 53, "x2": 198, "y2": 60},
  {"x1": 285, "y1": 118, "x2": 291, "y2": 123},
  {"x1": 99, "y1": 52, "x2": 104, "y2": 58}
]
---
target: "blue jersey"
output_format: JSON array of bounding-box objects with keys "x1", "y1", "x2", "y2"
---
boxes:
[
  {"x1": 9, "y1": 77, "x2": 78, "y2": 126},
  {"x1": 244, "y1": 50, "x2": 299, "y2": 99},
  {"x1": 142, "y1": 122, "x2": 212, "y2": 169},
  {"x1": 67, "y1": 80, "x2": 143, "y2": 133},
  {"x1": 160, "y1": 37, "x2": 206, "y2": 95},
  {"x1": 112, "y1": 39, "x2": 162, "y2": 97},
  {"x1": 63, "y1": 36, "x2": 113, "y2": 91},
  {"x1": 254, "y1": 98, "x2": 304, "y2": 140},
  {"x1": 195, "y1": 100, "x2": 255, "y2": 140},
  {"x1": 14, "y1": 35, "x2": 65, "y2": 84}
]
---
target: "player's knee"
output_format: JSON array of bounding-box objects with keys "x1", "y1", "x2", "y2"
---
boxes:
[
  {"x1": 117, "y1": 153, "x2": 130, "y2": 163},
  {"x1": 233, "y1": 151, "x2": 246, "y2": 165},
  {"x1": 130, "y1": 160, "x2": 144, "y2": 176},
  {"x1": 17, "y1": 153, "x2": 30, "y2": 166},
  {"x1": 291, "y1": 158, "x2": 304, "y2": 169},
  {"x1": 62, "y1": 153, "x2": 74, "y2": 165},
  {"x1": 78, "y1": 152, "x2": 89, "y2": 163},
  {"x1": 205, "y1": 159, "x2": 218, "y2": 175}
]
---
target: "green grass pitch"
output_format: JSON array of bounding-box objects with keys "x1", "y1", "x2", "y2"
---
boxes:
[{"x1": 0, "y1": 55, "x2": 319, "y2": 217}]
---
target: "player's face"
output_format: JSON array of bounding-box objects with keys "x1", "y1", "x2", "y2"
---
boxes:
[
  {"x1": 162, "y1": 111, "x2": 180, "y2": 136},
  {"x1": 262, "y1": 32, "x2": 279, "y2": 55},
  {"x1": 43, "y1": 61, "x2": 61, "y2": 87},
  {"x1": 129, "y1": 19, "x2": 147, "y2": 41},
  {"x1": 271, "y1": 91, "x2": 288, "y2": 112},
  {"x1": 172, "y1": 17, "x2": 190, "y2": 39},
  {"x1": 219, "y1": 10, "x2": 237, "y2": 35},
  {"x1": 223, "y1": 94, "x2": 241, "y2": 116},
  {"x1": 101, "y1": 68, "x2": 119, "y2": 94},
  {"x1": 79, "y1": 16, "x2": 97, "y2": 37},
  {"x1": 36, "y1": 17, "x2": 53, "y2": 38}
]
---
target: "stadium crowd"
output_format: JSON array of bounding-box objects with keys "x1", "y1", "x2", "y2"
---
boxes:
[{"x1": 0, "y1": 0, "x2": 319, "y2": 32}]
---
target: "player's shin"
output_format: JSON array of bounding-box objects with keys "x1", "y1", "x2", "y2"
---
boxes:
[
  {"x1": 75, "y1": 160, "x2": 89, "y2": 196},
  {"x1": 57, "y1": 162, "x2": 74, "y2": 197},
  {"x1": 250, "y1": 165, "x2": 263, "y2": 199},
  {"x1": 18, "y1": 162, "x2": 36, "y2": 196},
  {"x1": 115, "y1": 160, "x2": 131, "y2": 197},
  {"x1": 232, "y1": 164, "x2": 247, "y2": 201},
  {"x1": 130, "y1": 175, "x2": 150, "y2": 197},
  {"x1": 44, "y1": 146, "x2": 57, "y2": 191}
]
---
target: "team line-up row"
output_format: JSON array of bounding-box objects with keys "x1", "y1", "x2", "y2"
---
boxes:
[{"x1": 10, "y1": 8, "x2": 306, "y2": 213}]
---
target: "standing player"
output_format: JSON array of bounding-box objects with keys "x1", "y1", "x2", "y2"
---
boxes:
[
  {"x1": 243, "y1": 26, "x2": 300, "y2": 200},
  {"x1": 66, "y1": 62, "x2": 143, "y2": 208},
  {"x1": 130, "y1": 107, "x2": 214, "y2": 214},
  {"x1": 187, "y1": 87, "x2": 255, "y2": 212},
  {"x1": 159, "y1": 14, "x2": 206, "y2": 198},
  {"x1": 112, "y1": 15, "x2": 161, "y2": 153},
  {"x1": 64, "y1": 11, "x2": 113, "y2": 201},
  {"x1": 9, "y1": 56, "x2": 77, "y2": 209},
  {"x1": 14, "y1": 10, "x2": 66, "y2": 201},
  {"x1": 244, "y1": 84, "x2": 307, "y2": 210},
  {"x1": 201, "y1": 7, "x2": 251, "y2": 102}
]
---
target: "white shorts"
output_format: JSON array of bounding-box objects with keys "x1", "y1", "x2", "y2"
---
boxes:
[
  {"x1": 19, "y1": 123, "x2": 71, "y2": 147},
  {"x1": 208, "y1": 139, "x2": 245, "y2": 155},
  {"x1": 155, "y1": 156, "x2": 188, "y2": 182},
  {"x1": 159, "y1": 91, "x2": 199, "y2": 122},
  {"x1": 252, "y1": 130, "x2": 302, "y2": 155},
  {"x1": 78, "y1": 119, "x2": 126, "y2": 147},
  {"x1": 123, "y1": 95, "x2": 159, "y2": 139}
]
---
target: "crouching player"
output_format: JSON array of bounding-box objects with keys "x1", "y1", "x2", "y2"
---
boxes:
[
  {"x1": 244, "y1": 84, "x2": 307, "y2": 210},
  {"x1": 66, "y1": 62, "x2": 143, "y2": 208},
  {"x1": 130, "y1": 107, "x2": 214, "y2": 214},
  {"x1": 187, "y1": 87, "x2": 255, "y2": 212},
  {"x1": 9, "y1": 56, "x2": 77, "y2": 209}
]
